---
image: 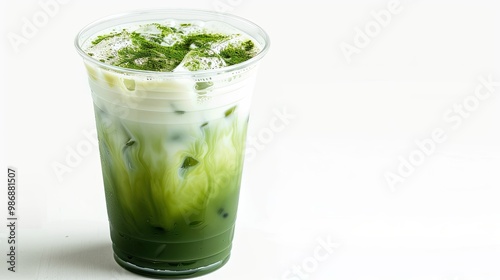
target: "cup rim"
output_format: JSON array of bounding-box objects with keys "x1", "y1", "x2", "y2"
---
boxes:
[{"x1": 74, "y1": 9, "x2": 270, "y2": 77}]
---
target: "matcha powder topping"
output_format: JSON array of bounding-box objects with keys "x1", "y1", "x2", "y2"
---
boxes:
[{"x1": 85, "y1": 22, "x2": 260, "y2": 72}]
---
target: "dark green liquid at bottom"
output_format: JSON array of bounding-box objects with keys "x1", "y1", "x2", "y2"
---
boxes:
[{"x1": 111, "y1": 225, "x2": 234, "y2": 278}]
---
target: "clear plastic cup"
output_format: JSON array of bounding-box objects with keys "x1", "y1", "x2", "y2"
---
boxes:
[{"x1": 75, "y1": 10, "x2": 269, "y2": 278}]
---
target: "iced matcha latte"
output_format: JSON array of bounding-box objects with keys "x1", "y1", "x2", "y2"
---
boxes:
[{"x1": 75, "y1": 10, "x2": 269, "y2": 278}]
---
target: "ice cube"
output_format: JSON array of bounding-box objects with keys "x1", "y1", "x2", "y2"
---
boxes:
[
  {"x1": 134, "y1": 24, "x2": 162, "y2": 36},
  {"x1": 176, "y1": 22, "x2": 204, "y2": 35},
  {"x1": 173, "y1": 49, "x2": 227, "y2": 72},
  {"x1": 86, "y1": 33, "x2": 132, "y2": 64},
  {"x1": 209, "y1": 34, "x2": 243, "y2": 53}
]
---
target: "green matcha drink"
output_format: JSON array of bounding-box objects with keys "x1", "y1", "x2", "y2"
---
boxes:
[{"x1": 75, "y1": 10, "x2": 269, "y2": 278}]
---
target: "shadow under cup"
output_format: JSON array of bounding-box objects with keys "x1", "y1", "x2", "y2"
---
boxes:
[{"x1": 75, "y1": 10, "x2": 269, "y2": 278}]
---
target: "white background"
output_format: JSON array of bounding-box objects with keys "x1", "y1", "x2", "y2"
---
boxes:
[{"x1": 1, "y1": 0, "x2": 500, "y2": 279}]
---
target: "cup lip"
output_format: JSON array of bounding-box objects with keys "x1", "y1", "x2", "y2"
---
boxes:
[{"x1": 74, "y1": 9, "x2": 270, "y2": 77}]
